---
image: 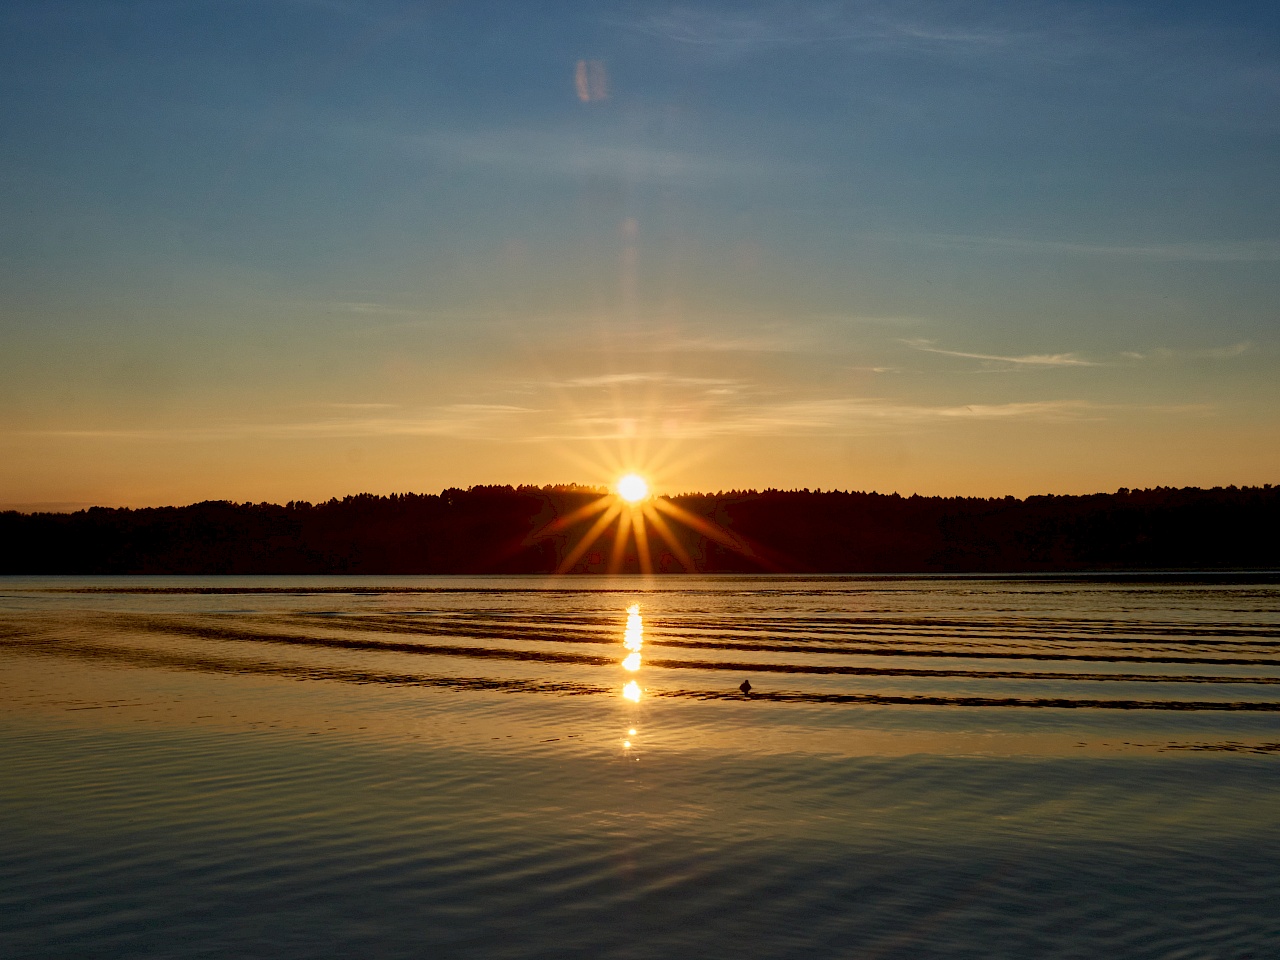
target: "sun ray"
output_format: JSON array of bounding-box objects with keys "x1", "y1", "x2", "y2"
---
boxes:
[
  {"x1": 608, "y1": 508, "x2": 633, "y2": 573},
  {"x1": 641, "y1": 504, "x2": 696, "y2": 573},
  {"x1": 525, "y1": 494, "x2": 611, "y2": 545},
  {"x1": 552, "y1": 442, "x2": 621, "y2": 483},
  {"x1": 556, "y1": 501, "x2": 622, "y2": 574},
  {"x1": 631, "y1": 506, "x2": 653, "y2": 575},
  {"x1": 519, "y1": 457, "x2": 781, "y2": 577},
  {"x1": 653, "y1": 497, "x2": 782, "y2": 571}
]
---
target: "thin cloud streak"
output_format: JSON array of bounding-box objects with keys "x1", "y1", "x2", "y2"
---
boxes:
[
  {"x1": 625, "y1": 6, "x2": 1012, "y2": 51},
  {"x1": 26, "y1": 405, "x2": 538, "y2": 443},
  {"x1": 524, "y1": 398, "x2": 1139, "y2": 442},
  {"x1": 917, "y1": 234, "x2": 1280, "y2": 263},
  {"x1": 703, "y1": 397, "x2": 1106, "y2": 433},
  {"x1": 905, "y1": 339, "x2": 1096, "y2": 367},
  {"x1": 1123, "y1": 342, "x2": 1254, "y2": 362},
  {"x1": 905, "y1": 339, "x2": 1257, "y2": 368},
  {"x1": 23, "y1": 394, "x2": 1218, "y2": 447}
]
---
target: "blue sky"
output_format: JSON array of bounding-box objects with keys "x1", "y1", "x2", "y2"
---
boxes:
[{"x1": 1, "y1": 0, "x2": 1277, "y2": 506}]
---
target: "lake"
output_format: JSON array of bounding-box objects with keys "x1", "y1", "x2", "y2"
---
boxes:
[{"x1": 2, "y1": 574, "x2": 1280, "y2": 958}]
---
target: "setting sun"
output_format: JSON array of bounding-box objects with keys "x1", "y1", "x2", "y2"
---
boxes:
[
  {"x1": 617, "y1": 474, "x2": 649, "y2": 503},
  {"x1": 533, "y1": 469, "x2": 767, "y2": 575}
]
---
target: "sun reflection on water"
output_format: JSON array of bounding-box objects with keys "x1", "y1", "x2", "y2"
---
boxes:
[
  {"x1": 623, "y1": 603, "x2": 643, "y2": 651},
  {"x1": 621, "y1": 602, "x2": 644, "y2": 683},
  {"x1": 620, "y1": 603, "x2": 644, "y2": 747}
]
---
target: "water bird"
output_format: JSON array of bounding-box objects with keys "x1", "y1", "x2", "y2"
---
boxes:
[{"x1": 739, "y1": 679, "x2": 752, "y2": 696}]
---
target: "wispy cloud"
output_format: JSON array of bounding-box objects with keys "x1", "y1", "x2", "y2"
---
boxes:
[
  {"x1": 906, "y1": 337, "x2": 1256, "y2": 368},
  {"x1": 624, "y1": 6, "x2": 1012, "y2": 52},
  {"x1": 27, "y1": 392, "x2": 1218, "y2": 447},
  {"x1": 905, "y1": 339, "x2": 1096, "y2": 367},
  {"x1": 707, "y1": 397, "x2": 1103, "y2": 434},
  {"x1": 524, "y1": 396, "x2": 1114, "y2": 441},
  {"x1": 915, "y1": 234, "x2": 1280, "y2": 263},
  {"x1": 28, "y1": 405, "x2": 538, "y2": 443},
  {"x1": 1122, "y1": 342, "x2": 1254, "y2": 362}
]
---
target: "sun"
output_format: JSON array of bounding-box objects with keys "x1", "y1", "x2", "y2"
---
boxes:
[
  {"x1": 617, "y1": 474, "x2": 649, "y2": 503},
  {"x1": 526, "y1": 466, "x2": 771, "y2": 575}
]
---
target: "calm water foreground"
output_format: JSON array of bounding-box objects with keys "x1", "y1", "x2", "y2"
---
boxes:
[{"x1": 2, "y1": 575, "x2": 1280, "y2": 959}]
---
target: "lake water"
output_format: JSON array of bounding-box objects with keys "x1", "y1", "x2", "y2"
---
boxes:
[{"x1": 2, "y1": 574, "x2": 1280, "y2": 959}]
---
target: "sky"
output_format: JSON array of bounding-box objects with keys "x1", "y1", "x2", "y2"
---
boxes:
[{"x1": 1, "y1": 0, "x2": 1278, "y2": 508}]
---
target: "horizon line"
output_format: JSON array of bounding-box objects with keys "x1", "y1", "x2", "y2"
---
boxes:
[{"x1": 3, "y1": 481, "x2": 1276, "y2": 516}]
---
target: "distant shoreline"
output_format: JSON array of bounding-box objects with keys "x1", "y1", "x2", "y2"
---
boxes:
[{"x1": 3, "y1": 484, "x2": 1277, "y2": 575}]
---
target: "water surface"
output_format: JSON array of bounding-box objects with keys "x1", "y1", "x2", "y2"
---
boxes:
[{"x1": 3, "y1": 575, "x2": 1279, "y2": 958}]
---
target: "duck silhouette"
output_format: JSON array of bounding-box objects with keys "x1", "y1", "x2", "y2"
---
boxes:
[{"x1": 739, "y1": 679, "x2": 752, "y2": 696}]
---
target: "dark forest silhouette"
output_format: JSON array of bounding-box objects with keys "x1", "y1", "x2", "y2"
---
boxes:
[{"x1": 1, "y1": 484, "x2": 1277, "y2": 574}]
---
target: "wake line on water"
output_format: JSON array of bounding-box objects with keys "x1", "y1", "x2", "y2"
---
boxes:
[
  {"x1": 656, "y1": 689, "x2": 1280, "y2": 710},
  {"x1": 0, "y1": 637, "x2": 610, "y2": 697},
  {"x1": 117, "y1": 614, "x2": 1280, "y2": 669},
  {"x1": 6, "y1": 633, "x2": 1280, "y2": 712},
  {"x1": 32, "y1": 594, "x2": 1280, "y2": 639},
  {"x1": 314, "y1": 611, "x2": 1280, "y2": 642}
]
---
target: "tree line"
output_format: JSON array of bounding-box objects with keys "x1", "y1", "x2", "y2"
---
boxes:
[{"x1": 1, "y1": 484, "x2": 1277, "y2": 574}]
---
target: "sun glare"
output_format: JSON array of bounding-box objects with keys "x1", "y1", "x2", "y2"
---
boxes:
[
  {"x1": 617, "y1": 474, "x2": 649, "y2": 503},
  {"x1": 532, "y1": 458, "x2": 767, "y2": 576}
]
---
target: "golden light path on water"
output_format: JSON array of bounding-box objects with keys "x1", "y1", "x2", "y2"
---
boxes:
[{"x1": 621, "y1": 603, "x2": 644, "y2": 748}]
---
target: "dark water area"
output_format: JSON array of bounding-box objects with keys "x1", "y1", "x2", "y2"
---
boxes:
[{"x1": 3, "y1": 575, "x2": 1280, "y2": 958}]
